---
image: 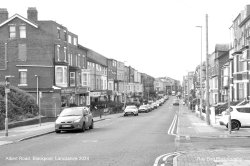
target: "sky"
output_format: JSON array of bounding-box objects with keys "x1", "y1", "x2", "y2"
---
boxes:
[{"x1": 2, "y1": 0, "x2": 250, "y2": 81}]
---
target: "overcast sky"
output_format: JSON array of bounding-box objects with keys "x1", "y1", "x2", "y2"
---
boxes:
[{"x1": 2, "y1": 0, "x2": 250, "y2": 81}]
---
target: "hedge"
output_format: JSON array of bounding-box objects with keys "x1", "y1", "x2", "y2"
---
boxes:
[{"x1": 0, "y1": 85, "x2": 39, "y2": 129}]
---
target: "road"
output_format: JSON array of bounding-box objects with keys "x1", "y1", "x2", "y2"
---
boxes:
[{"x1": 0, "y1": 97, "x2": 179, "y2": 166}]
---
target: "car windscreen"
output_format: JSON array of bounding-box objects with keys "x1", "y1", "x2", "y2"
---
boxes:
[
  {"x1": 60, "y1": 108, "x2": 83, "y2": 117},
  {"x1": 139, "y1": 105, "x2": 147, "y2": 109},
  {"x1": 126, "y1": 106, "x2": 136, "y2": 109}
]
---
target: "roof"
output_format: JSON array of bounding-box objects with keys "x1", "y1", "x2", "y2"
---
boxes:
[{"x1": 0, "y1": 14, "x2": 38, "y2": 28}]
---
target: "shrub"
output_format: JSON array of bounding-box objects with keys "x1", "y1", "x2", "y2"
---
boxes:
[
  {"x1": 0, "y1": 85, "x2": 39, "y2": 129},
  {"x1": 215, "y1": 101, "x2": 240, "y2": 115}
]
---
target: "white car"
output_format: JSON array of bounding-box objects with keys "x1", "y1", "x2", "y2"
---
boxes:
[
  {"x1": 219, "y1": 104, "x2": 250, "y2": 130},
  {"x1": 124, "y1": 105, "x2": 139, "y2": 116}
]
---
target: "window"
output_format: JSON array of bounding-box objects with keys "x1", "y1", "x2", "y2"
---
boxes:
[
  {"x1": 57, "y1": 45, "x2": 60, "y2": 61},
  {"x1": 19, "y1": 25, "x2": 26, "y2": 38},
  {"x1": 77, "y1": 72, "x2": 81, "y2": 86},
  {"x1": 57, "y1": 28, "x2": 60, "y2": 39},
  {"x1": 68, "y1": 35, "x2": 71, "y2": 44},
  {"x1": 82, "y1": 72, "x2": 88, "y2": 86},
  {"x1": 68, "y1": 54, "x2": 71, "y2": 65},
  {"x1": 78, "y1": 54, "x2": 81, "y2": 67},
  {"x1": 18, "y1": 44, "x2": 27, "y2": 61},
  {"x1": 73, "y1": 37, "x2": 77, "y2": 46},
  {"x1": 75, "y1": 54, "x2": 78, "y2": 66},
  {"x1": 9, "y1": 25, "x2": 16, "y2": 38},
  {"x1": 55, "y1": 66, "x2": 67, "y2": 87},
  {"x1": 70, "y1": 72, "x2": 76, "y2": 87},
  {"x1": 19, "y1": 69, "x2": 27, "y2": 86},
  {"x1": 64, "y1": 47, "x2": 67, "y2": 62},
  {"x1": 64, "y1": 30, "x2": 67, "y2": 41},
  {"x1": 239, "y1": 83, "x2": 244, "y2": 99}
]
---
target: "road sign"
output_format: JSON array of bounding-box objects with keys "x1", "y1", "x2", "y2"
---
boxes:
[{"x1": 5, "y1": 88, "x2": 10, "y2": 93}]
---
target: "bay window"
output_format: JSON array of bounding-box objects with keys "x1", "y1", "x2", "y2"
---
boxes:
[{"x1": 55, "y1": 66, "x2": 67, "y2": 87}]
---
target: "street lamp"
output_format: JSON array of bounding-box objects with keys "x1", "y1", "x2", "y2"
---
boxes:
[
  {"x1": 196, "y1": 25, "x2": 203, "y2": 118},
  {"x1": 5, "y1": 75, "x2": 14, "y2": 137},
  {"x1": 34, "y1": 75, "x2": 41, "y2": 126}
]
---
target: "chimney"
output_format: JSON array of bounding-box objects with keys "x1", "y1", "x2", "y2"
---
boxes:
[
  {"x1": 0, "y1": 8, "x2": 8, "y2": 24},
  {"x1": 27, "y1": 7, "x2": 38, "y2": 22}
]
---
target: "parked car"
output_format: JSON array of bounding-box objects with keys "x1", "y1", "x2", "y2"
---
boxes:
[
  {"x1": 138, "y1": 105, "x2": 149, "y2": 113},
  {"x1": 219, "y1": 104, "x2": 250, "y2": 130},
  {"x1": 151, "y1": 102, "x2": 158, "y2": 109},
  {"x1": 55, "y1": 106, "x2": 93, "y2": 133},
  {"x1": 124, "y1": 105, "x2": 139, "y2": 116},
  {"x1": 173, "y1": 99, "x2": 179, "y2": 106}
]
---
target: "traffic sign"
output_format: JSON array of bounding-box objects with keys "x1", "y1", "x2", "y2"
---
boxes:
[{"x1": 5, "y1": 88, "x2": 10, "y2": 93}]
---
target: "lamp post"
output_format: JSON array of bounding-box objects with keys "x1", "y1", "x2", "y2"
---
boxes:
[
  {"x1": 205, "y1": 14, "x2": 210, "y2": 125},
  {"x1": 35, "y1": 75, "x2": 41, "y2": 126},
  {"x1": 227, "y1": 61, "x2": 232, "y2": 134},
  {"x1": 5, "y1": 75, "x2": 14, "y2": 137},
  {"x1": 196, "y1": 25, "x2": 203, "y2": 118}
]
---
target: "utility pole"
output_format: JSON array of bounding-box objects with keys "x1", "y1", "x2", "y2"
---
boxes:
[
  {"x1": 196, "y1": 25, "x2": 203, "y2": 118},
  {"x1": 205, "y1": 14, "x2": 210, "y2": 125}
]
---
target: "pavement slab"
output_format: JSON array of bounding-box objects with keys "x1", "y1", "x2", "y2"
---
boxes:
[{"x1": 176, "y1": 103, "x2": 250, "y2": 166}]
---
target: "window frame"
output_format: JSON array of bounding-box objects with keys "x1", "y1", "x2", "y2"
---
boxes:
[
  {"x1": 18, "y1": 69, "x2": 28, "y2": 86},
  {"x1": 70, "y1": 72, "x2": 76, "y2": 87},
  {"x1": 55, "y1": 66, "x2": 68, "y2": 87},
  {"x1": 9, "y1": 25, "x2": 16, "y2": 39},
  {"x1": 19, "y1": 25, "x2": 26, "y2": 38}
]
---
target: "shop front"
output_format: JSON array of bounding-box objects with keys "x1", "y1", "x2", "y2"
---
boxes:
[{"x1": 61, "y1": 87, "x2": 89, "y2": 107}]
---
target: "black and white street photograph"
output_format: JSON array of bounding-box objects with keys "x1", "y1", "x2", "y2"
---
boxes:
[{"x1": 1, "y1": 0, "x2": 250, "y2": 165}]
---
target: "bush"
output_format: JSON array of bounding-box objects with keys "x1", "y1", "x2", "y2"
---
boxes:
[
  {"x1": 215, "y1": 101, "x2": 240, "y2": 115},
  {"x1": 0, "y1": 85, "x2": 39, "y2": 129}
]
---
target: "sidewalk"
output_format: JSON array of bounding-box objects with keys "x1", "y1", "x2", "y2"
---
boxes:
[
  {"x1": 177, "y1": 104, "x2": 250, "y2": 138},
  {"x1": 175, "y1": 103, "x2": 250, "y2": 166},
  {"x1": 0, "y1": 113, "x2": 122, "y2": 146}
]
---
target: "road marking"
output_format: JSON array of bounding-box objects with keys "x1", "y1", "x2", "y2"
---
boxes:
[
  {"x1": 0, "y1": 141, "x2": 13, "y2": 146},
  {"x1": 168, "y1": 114, "x2": 177, "y2": 136},
  {"x1": 82, "y1": 140, "x2": 98, "y2": 143},
  {"x1": 153, "y1": 152, "x2": 184, "y2": 166}
]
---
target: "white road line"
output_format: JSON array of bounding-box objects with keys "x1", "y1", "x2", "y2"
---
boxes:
[
  {"x1": 168, "y1": 114, "x2": 177, "y2": 135},
  {"x1": 153, "y1": 153, "x2": 173, "y2": 166},
  {"x1": 154, "y1": 152, "x2": 184, "y2": 166},
  {"x1": 162, "y1": 154, "x2": 174, "y2": 161}
]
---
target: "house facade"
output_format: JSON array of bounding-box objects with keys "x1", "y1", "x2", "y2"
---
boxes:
[
  {"x1": 230, "y1": 5, "x2": 250, "y2": 102},
  {"x1": 0, "y1": 8, "x2": 89, "y2": 117}
]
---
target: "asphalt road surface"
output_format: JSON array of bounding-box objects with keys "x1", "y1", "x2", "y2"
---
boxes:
[{"x1": 0, "y1": 98, "x2": 179, "y2": 166}]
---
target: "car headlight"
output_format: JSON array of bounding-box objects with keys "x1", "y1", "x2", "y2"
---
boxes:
[
  {"x1": 74, "y1": 118, "x2": 81, "y2": 123},
  {"x1": 55, "y1": 119, "x2": 60, "y2": 124}
]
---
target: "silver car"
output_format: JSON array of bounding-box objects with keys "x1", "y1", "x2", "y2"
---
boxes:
[{"x1": 55, "y1": 107, "x2": 93, "y2": 133}]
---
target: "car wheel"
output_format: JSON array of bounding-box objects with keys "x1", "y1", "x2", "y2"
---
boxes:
[
  {"x1": 231, "y1": 120, "x2": 240, "y2": 130},
  {"x1": 55, "y1": 130, "x2": 61, "y2": 133},
  {"x1": 81, "y1": 122, "x2": 86, "y2": 132},
  {"x1": 89, "y1": 120, "x2": 94, "y2": 129}
]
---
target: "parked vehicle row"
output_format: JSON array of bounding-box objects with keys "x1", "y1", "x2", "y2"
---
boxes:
[
  {"x1": 54, "y1": 95, "x2": 170, "y2": 133},
  {"x1": 123, "y1": 95, "x2": 169, "y2": 116}
]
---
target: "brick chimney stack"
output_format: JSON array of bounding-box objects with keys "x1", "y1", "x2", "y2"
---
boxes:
[
  {"x1": 27, "y1": 7, "x2": 38, "y2": 22},
  {"x1": 0, "y1": 8, "x2": 8, "y2": 24}
]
